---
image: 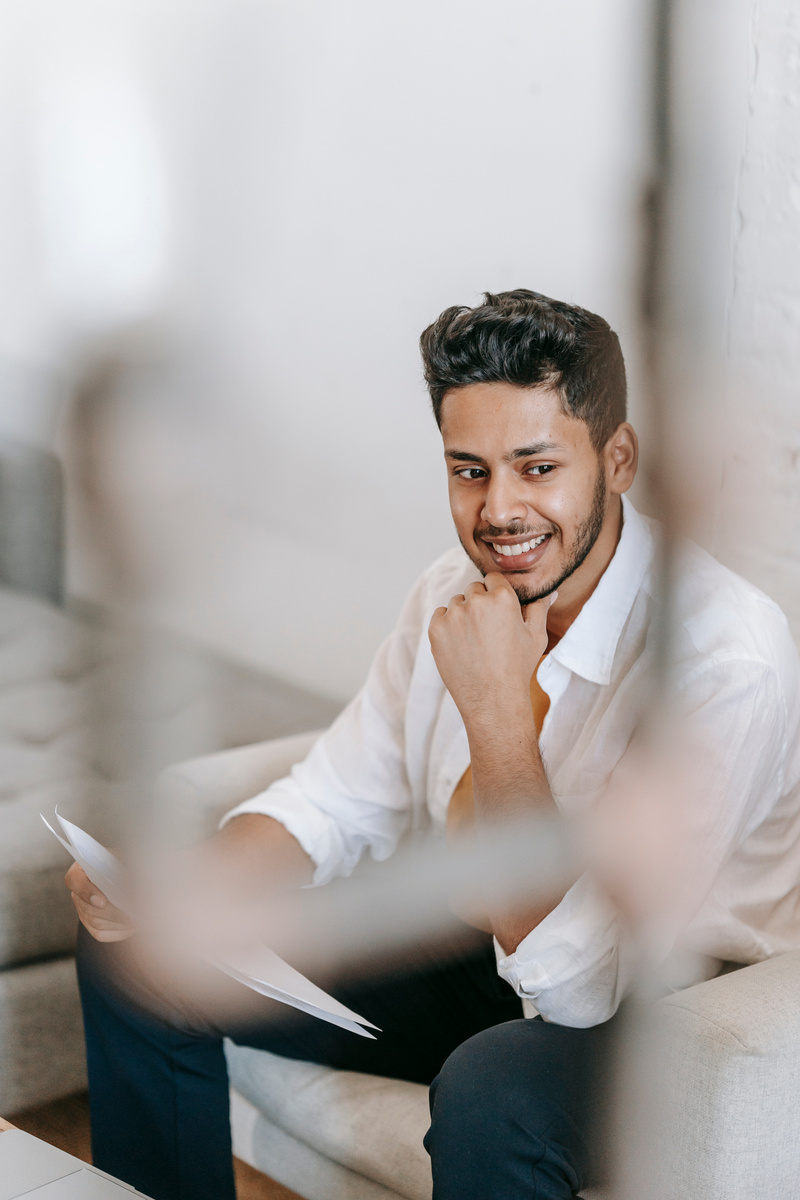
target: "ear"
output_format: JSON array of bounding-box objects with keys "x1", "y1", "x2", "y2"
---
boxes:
[{"x1": 604, "y1": 422, "x2": 638, "y2": 495}]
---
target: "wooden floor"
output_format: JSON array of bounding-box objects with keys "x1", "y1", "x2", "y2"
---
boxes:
[{"x1": 10, "y1": 1093, "x2": 302, "y2": 1200}]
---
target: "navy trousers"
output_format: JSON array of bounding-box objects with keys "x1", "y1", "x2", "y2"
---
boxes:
[{"x1": 76, "y1": 925, "x2": 613, "y2": 1200}]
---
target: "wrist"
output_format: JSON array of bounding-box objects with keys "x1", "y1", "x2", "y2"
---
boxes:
[{"x1": 463, "y1": 695, "x2": 537, "y2": 742}]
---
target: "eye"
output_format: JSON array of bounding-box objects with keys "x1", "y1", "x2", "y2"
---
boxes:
[
  {"x1": 454, "y1": 467, "x2": 487, "y2": 481},
  {"x1": 525, "y1": 464, "x2": 556, "y2": 477}
]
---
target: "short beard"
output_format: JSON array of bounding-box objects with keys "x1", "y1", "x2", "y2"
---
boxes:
[{"x1": 461, "y1": 465, "x2": 608, "y2": 606}]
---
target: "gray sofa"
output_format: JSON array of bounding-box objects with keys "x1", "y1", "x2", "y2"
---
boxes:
[
  {"x1": 0, "y1": 438, "x2": 101, "y2": 1112},
  {"x1": 159, "y1": 732, "x2": 800, "y2": 1200}
]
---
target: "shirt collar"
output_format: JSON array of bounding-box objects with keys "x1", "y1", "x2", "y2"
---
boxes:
[{"x1": 547, "y1": 495, "x2": 654, "y2": 686}]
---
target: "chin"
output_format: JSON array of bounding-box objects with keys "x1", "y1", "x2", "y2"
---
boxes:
[
  {"x1": 517, "y1": 582, "x2": 558, "y2": 606},
  {"x1": 508, "y1": 578, "x2": 552, "y2": 605}
]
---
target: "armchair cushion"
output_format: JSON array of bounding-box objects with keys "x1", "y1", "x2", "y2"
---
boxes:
[
  {"x1": 226, "y1": 1042, "x2": 433, "y2": 1200},
  {"x1": 154, "y1": 731, "x2": 321, "y2": 841}
]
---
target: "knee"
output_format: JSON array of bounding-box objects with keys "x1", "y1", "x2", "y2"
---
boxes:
[
  {"x1": 426, "y1": 1021, "x2": 594, "y2": 1197},
  {"x1": 428, "y1": 1017, "x2": 597, "y2": 1144},
  {"x1": 429, "y1": 1020, "x2": 543, "y2": 1135}
]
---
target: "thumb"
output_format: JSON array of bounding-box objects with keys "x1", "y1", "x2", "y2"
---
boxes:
[{"x1": 522, "y1": 589, "x2": 558, "y2": 626}]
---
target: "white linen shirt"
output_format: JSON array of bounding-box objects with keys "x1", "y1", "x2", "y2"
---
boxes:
[{"x1": 224, "y1": 497, "x2": 800, "y2": 1027}]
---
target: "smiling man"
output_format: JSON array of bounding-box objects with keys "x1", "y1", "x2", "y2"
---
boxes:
[{"x1": 70, "y1": 290, "x2": 800, "y2": 1200}]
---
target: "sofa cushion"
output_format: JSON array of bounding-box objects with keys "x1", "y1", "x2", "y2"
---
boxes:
[
  {"x1": 225, "y1": 1042, "x2": 434, "y2": 1200},
  {"x1": 0, "y1": 586, "x2": 117, "y2": 967},
  {"x1": 0, "y1": 956, "x2": 87, "y2": 1113}
]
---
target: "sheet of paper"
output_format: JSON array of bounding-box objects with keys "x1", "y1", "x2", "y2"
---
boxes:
[
  {"x1": 41, "y1": 811, "x2": 378, "y2": 1038},
  {"x1": 214, "y1": 943, "x2": 379, "y2": 1037},
  {"x1": 215, "y1": 961, "x2": 376, "y2": 1038},
  {"x1": 41, "y1": 810, "x2": 130, "y2": 912}
]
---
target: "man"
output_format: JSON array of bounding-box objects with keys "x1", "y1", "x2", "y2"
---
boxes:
[{"x1": 68, "y1": 290, "x2": 800, "y2": 1200}]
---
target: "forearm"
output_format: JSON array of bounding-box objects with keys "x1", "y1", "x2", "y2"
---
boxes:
[
  {"x1": 209, "y1": 813, "x2": 316, "y2": 896},
  {"x1": 467, "y1": 699, "x2": 553, "y2": 819},
  {"x1": 467, "y1": 707, "x2": 568, "y2": 955},
  {"x1": 67, "y1": 813, "x2": 315, "y2": 945}
]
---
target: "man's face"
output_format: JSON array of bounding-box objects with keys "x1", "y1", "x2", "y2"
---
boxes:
[{"x1": 440, "y1": 382, "x2": 614, "y2": 606}]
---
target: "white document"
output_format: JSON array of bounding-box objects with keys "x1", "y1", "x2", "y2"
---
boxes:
[
  {"x1": 41, "y1": 809, "x2": 130, "y2": 912},
  {"x1": 214, "y1": 943, "x2": 378, "y2": 1038},
  {"x1": 43, "y1": 811, "x2": 379, "y2": 1038}
]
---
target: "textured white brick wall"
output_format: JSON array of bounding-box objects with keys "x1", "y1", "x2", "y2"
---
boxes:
[{"x1": 715, "y1": 0, "x2": 800, "y2": 641}]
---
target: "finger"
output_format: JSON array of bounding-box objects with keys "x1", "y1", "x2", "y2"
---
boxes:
[
  {"x1": 428, "y1": 607, "x2": 447, "y2": 642},
  {"x1": 463, "y1": 582, "x2": 487, "y2": 599},
  {"x1": 71, "y1": 894, "x2": 133, "y2": 942},
  {"x1": 482, "y1": 572, "x2": 517, "y2": 593},
  {"x1": 71, "y1": 892, "x2": 129, "y2": 928},
  {"x1": 65, "y1": 862, "x2": 107, "y2": 908},
  {"x1": 76, "y1": 921, "x2": 132, "y2": 944},
  {"x1": 522, "y1": 589, "x2": 558, "y2": 624}
]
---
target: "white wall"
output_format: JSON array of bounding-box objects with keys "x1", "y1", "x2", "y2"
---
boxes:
[
  {"x1": 666, "y1": 0, "x2": 800, "y2": 647},
  {"x1": 713, "y1": 0, "x2": 800, "y2": 643},
  {"x1": 0, "y1": 1, "x2": 652, "y2": 700}
]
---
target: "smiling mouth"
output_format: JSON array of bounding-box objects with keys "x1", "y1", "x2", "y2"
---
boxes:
[{"x1": 482, "y1": 532, "x2": 552, "y2": 570}]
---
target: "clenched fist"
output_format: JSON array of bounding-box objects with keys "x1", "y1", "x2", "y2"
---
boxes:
[{"x1": 428, "y1": 574, "x2": 556, "y2": 726}]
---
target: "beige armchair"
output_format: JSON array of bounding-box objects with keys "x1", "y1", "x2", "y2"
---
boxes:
[{"x1": 158, "y1": 732, "x2": 800, "y2": 1200}]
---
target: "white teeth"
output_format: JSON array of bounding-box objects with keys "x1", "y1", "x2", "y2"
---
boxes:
[{"x1": 491, "y1": 534, "x2": 547, "y2": 556}]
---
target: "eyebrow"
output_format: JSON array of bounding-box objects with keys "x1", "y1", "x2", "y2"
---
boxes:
[{"x1": 445, "y1": 441, "x2": 563, "y2": 464}]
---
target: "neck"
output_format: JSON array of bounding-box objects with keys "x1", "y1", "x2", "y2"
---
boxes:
[{"x1": 547, "y1": 494, "x2": 624, "y2": 640}]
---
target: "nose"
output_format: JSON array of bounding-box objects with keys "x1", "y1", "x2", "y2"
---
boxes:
[{"x1": 481, "y1": 469, "x2": 528, "y2": 529}]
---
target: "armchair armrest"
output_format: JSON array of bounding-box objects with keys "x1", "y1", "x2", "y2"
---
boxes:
[
  {"x1": 155, "y1": 730, "x2": 322, "y2": 841},
  {"x1": 653, "y1": 951, "x2": 800, "y2": 1198}
]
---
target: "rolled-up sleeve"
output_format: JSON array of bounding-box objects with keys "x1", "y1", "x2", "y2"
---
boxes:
[{"x1": 495, "y1": 874, "x2": 634, "y2": 1027}]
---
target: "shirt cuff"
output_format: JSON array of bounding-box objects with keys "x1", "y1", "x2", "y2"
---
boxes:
[{"x1": 494, "y1": 874, "x2": 627, "y2": 1026}]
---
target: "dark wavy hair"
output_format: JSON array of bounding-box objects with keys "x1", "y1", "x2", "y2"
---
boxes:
[{"x1": 420, "y1": 289, "x2": 627, "y2": 451}]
